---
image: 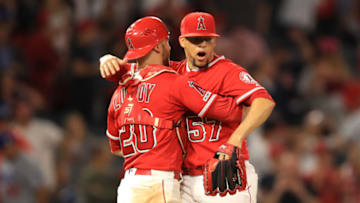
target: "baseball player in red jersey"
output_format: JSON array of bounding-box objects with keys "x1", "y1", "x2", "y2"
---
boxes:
[
  {"x1": 106, "y1": 16, "x2": 245, "y2": 203},
  {"x1": 101, "y1": 12, "x2": 275, "y2": 203}
]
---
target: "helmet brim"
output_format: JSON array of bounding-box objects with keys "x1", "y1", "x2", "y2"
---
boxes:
[
  {"x1": 124, "y1": 44, "x2": 155, "y2": 60},
  {"x1": 180, "y1": 33, "x2": 220, "y2": 38}
]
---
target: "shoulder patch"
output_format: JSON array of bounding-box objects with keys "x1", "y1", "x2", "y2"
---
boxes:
[
  {"x1": 239, "y1": 72, "x2": 258, "y2": 84},
  {"x1": 188, "y1": 81, "x2": 206, "y2": 96}
]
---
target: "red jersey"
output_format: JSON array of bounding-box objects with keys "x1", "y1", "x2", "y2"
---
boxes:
[
  {"x1": 170, "y1": 55, "x2": 274, "y2": 172},
  {"x1": 106, "y1": 64, "x2": 243, "y2": 172}
]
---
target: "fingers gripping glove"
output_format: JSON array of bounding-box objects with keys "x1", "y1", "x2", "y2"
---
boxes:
[{"x1": 203, "y1": 143, "x2": 247, "y2": 196}]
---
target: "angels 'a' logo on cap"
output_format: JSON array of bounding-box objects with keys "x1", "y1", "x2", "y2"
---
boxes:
[
  {"x1": 197, "y1": 16, "x2": 206, "y2": 31},
  {"x1": 127, "y1": 37, "x2": 134, "y2": 49}
]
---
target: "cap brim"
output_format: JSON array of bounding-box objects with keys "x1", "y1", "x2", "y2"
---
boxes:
[
  {"x1": 124, "y1": 44, "x2": 155, "y2": 60},
  {"x1": 180, "y1": 33, "x2": 220, "y2": 38}
]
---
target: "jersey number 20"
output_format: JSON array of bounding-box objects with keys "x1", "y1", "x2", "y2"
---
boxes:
[{"x1": 119, "y1": 124, "x2": 157, "y2": 157}]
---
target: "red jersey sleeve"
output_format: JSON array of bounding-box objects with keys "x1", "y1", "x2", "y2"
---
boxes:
[
  {"x1": 170, "y1": 76, "x2": 242, "y2": 123},
  {"x1": 222, "y1": 62, "x2": 274, "y2": 106},
  {"x1": 106, "y1": 90, "x2": 121, "y2": 153},
  {"x1": 105, "y1": 63, "x2": 133, "y2": 83}
]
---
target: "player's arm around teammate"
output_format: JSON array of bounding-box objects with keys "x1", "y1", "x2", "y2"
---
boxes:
[{"x1": 227, "y1": 98, "x2": 274, "y2": 149}]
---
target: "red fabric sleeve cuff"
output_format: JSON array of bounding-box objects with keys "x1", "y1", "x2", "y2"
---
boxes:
[
  {"x1": 106, "y1": 64, "x2": 133, "y2": 83},
  {"x1": 244, "y1": 90, "x2": 274, "y2": 106},
  {"x1": 108, "y1": 139, "x2": 121, "y2": 153}
]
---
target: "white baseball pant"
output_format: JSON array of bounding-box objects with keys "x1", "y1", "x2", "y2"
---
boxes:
[{"x1": 117, "y1": 168, "x2": 182, "y2": 203}]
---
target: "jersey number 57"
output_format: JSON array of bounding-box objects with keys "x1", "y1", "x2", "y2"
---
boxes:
[{"x1": 186, "y1": 116, "x2": 222, "y2": 143}]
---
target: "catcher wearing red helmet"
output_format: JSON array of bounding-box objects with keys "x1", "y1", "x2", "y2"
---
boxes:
[
  {"x1": 102, "y1": 12, "x2": 275, "y2": 203},
  {"x1": 106, "y1": 16, "x2": 247, "y2": 203}
]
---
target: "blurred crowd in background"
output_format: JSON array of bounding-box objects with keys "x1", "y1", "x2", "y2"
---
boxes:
[{"x1": 0, "y1": 0, "x2": 359, "y2": 202}]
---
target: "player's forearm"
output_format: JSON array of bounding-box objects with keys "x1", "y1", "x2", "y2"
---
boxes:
[{"x1": 227, "y1": 98, "x2": 275, "y2": 146}]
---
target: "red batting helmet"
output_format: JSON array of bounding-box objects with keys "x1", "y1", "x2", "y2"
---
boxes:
[
  {"x1": 125, "y1": 17, "x2": 169, "y2": 60},
  {"x1": 180, "y1": 12, "x2": 220, "y2": 38}
]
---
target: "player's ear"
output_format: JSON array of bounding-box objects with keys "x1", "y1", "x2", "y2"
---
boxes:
[
  {"x1": 179, "y1": 36, "x2": 186, "y2": 48},
  {"x1": 212, "y1": 37, "x2": 217, "y2": 48},
  {"x1": 153, "y1": 43, "x2": 161, "y2": 53}
]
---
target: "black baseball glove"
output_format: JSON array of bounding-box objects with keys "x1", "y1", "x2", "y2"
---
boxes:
[{"x1": 203, "y1": 143, "x2": 247, "y2": 196}]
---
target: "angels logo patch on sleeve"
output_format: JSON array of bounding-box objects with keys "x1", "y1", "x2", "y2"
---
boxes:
[
  {"x1": 188, "y1": 81, "x2": 212, "y2": 101},
  {"x1": 188, "y1": 81, "x2": 206, "y2": 96},
  {"x1": 239, "y1": 72, "x2": 259, "y2": 85}
]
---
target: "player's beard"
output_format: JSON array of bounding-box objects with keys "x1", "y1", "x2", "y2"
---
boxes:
[{"x1": 192, "y1": 59, "x2": 209, "y2": 69}]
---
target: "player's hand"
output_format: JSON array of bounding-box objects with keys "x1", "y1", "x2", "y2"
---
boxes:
[
  {"x1": 217, "y1": 152, "x2": 230, "y2": 160},
  {"x1": 203, "y1": 143, "x2": 247, "y2": 196},
  {"x1": 99, "y1": 54, "x2": 128, "y2": 78}
]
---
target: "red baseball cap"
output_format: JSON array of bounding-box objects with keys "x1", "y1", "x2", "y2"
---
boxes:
[
  {"x1": 180, "y1": 12, "x2": 220, "y2": 38},
  {"x1": 125, "y1": 16, "x2": 169, "y2": 60}
]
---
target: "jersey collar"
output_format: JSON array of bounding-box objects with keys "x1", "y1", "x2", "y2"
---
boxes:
[
  {"x1": 137, "y1": 64, "x2": 177, "y2": 81},
  {"x1": 119, "y1": 64, "x2": 176, "y2": 86},
  {"x1": 186, "y1": 55, "x2": 225, "y2": 72}
]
